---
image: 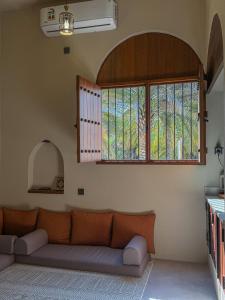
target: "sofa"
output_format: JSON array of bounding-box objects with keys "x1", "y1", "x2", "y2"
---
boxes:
[
  {"x1": 0, "y1": 207, "x2": 156, "y2": 277},
  {"x1": 0, "y1": 235, "x2": 16, "y2": 271}
]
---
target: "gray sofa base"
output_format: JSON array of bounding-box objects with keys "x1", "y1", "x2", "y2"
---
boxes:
[
  {"x1": 0, "y1": 254, "x2": 15, "y2": 271},
  {"x1": 16, "y1": 244, "x2": 149, "y2": 277}
]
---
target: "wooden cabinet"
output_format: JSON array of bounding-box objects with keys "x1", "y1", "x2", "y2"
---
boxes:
[{"x1": 206, "y1": 198, "x2": 225, "y2": 298}]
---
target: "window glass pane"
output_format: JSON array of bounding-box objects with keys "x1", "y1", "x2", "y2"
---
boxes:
[
  {"x1": 124, "y1": 88, "x2": 131, "y2": 160},
  {"x1": 102, "y1": 89, "x2": 109, "y2": 160},
  {"x1": 150, "y1": 86, "x2": 159, "y2": 160},
  {"x1": 138, "y1": 87, "x2": 146, "y2": 160},
  {"x1": 102, "y1": 86, "x2": 146, "y2": 160},
  {"x1": 115, "y1": 88, "x2": 123, "y2": 160},
  {"x1": 102, "y1": 81, "x2": 200, "y2": 162},
  {"x1": 108, "y1": 89, "x2": 116, "y2": 160},
  {"x1": 183, "y1": 82, "x2": 192, "y2": 159},
  {"x1": 150, "y1": 81, "x2": 200, "y2": 161},
  {"x1": 192, "y1": 82, "x2": 200, "y2": 159},
  {"x1": 175, "y1": 83, "x2": 183, "y2": 160},
  {"x1": 167, "y1": 84, "x2": 175, "y2": 160},
  {"x1": 130, "y1": 87, "x2": 139, "y2": 159},
  {"x1": 159, "y1": 85, "x2": 167, "y2": 160}
]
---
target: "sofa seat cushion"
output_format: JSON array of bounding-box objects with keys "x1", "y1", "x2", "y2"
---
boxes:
[
  {"x1": 111, "y1": 213, "x2": 156, "y2": 254},
  {"x1": 0, "y1": 208, "x2": 3, "y2": 234},
  {"x1": 71, "y1": 211, "x2": 113, "y2": 246},
  {"x1": 16, "y1": 244, "x2": 149, "y2": 277},
  {"x1": 3, "y1": 208, "x2": 38, "y2": 237},
  {"x1": 0, "y1": 254, "x2": 15, "y2": 271},
  {"x1": 37, "y1": 209, "x2": 71, "y2": 244}
]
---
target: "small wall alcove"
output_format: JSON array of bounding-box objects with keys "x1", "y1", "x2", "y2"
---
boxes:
[{"x1": 28, "y1": 140, "x2": 64, "y2": 194}]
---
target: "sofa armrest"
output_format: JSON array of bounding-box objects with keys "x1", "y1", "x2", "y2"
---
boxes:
[
  {"x1": 0, "y1": 235, "x2": 17, "y2": 254},
  {"x1": 123, "y1": 235, "x2": 147, "y2": 266},
  {"x1": 15, "y1": 229, "x2": 48, "y2": 255}
]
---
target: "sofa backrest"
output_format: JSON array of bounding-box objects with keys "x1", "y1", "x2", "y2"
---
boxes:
[
  {"x1": 37, "y1": 208, "x2": 71, "y2": 244},
  {"x1": 111, "y1": 212, "x2": 156, "y2": 254},
  {"x1": 71, "y1": 211, "x2": 113, "y2": 246},
  {"x1": 3, "y1": 208, "x2": 38, "y2": 237},
  {"x1": 1, "y1": 207, "x2": 156, "y2": 254}
]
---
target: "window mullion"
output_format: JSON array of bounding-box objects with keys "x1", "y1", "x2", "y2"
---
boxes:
[
  {"x1": 122, "y1": 88, "x2": 125, "y2": 160},
  {"x1": 174, "y1": 84, "x2": 176, "y2": 160},
  {"x1": 137, "y1": 88, "x2": 140, "y2": 159},
  {"x1": 107, "y1": 89, "x2": 110, "y2": 160},
  {"x1": 130, "y1": 88, "x2": 132, "y2": 159},
  {"x1": 115, "y1": 89, "x2": 117, "y2": 160},
  {"x1": 166, "y1": 85, "x2": 168, "y2": 160},
  {"x1": 146, "y1": 84, "x2": 150, "y2": 161},
  {"x1": 157, "y1": 85, "x2": 160, "y2": 160},
  {"x1": 191, "y1": 82, "x2": 193, "y2": 159},
  {"x1": 182, "y1": 83, "x2": 184, "y2": 160}
]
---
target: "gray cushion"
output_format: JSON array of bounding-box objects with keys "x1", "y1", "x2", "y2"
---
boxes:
[
  {"x1": 0, "y1": 235, "x2": 17, "y2": 254},
  {"x1": 15, "y1": 229, "x2": 48, "y2": 255},
  {"x1": 123, "y1": 235, "x2": 147, "y2": 266},
  {"x1": 0, "y1": 254, "x2": 15, "y2": 271},
  {"x1": 16, "y1": 244, "x2": 149, "y2": 277}
]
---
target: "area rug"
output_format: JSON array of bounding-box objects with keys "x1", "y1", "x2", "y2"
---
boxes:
[{"x1": 0, "y1": 262, "x2": 153, "y2": 300}]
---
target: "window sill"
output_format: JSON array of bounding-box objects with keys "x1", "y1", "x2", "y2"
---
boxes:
[{"x1": 97, "y1": 160, "x2": 204, "y2": 165}]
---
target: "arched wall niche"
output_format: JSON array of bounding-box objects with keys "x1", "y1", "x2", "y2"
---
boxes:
[
  {"x1": 207, "y1": 14, "x2": 224, "y2": 92},
  {"x1": 97, "y1": 32, "x2": 204, "y2": 85},
  {"x1": 28, "y1": 140, "x2": 64, "y2": 194}
]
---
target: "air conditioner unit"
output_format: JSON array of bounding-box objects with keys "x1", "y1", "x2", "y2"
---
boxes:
[{"x1": 40, "y1": 0, "x2": 117, "y2": 37}]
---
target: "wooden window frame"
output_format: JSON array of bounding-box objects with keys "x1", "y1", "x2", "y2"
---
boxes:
[{"x1": 98, "y1": 76, "x2": 206, "y2": 165}]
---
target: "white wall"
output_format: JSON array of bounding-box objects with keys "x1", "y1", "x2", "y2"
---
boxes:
[
  {"x1": 0, "y1": 0, "x2": 223, "y2": 263},
  {"x1": 0, "y1": 14, "x2": 2, "y2": 191},
  {"x1": 205, "y1": 0, "x2": 225, "y2": 217},
  {"x1": 206, "y1": 91, "x2": 224, "y2": 183}
]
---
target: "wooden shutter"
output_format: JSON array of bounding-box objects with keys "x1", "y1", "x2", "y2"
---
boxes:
[{"x1": 77, "y1": 76, "x2": 102, "y2": 163}]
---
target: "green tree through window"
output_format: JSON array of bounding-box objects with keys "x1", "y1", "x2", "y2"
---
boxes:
[{"x1": 102, "y1": 81, "x2": 200, "y2": 162}]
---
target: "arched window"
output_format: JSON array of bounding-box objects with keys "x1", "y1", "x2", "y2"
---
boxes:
[{"x1": 77, "y1": 33, "x2": 206, "y2": 165}]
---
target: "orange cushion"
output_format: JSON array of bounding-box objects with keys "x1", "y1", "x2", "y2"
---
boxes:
[
  {"x1": 3, "y1": 208, "x2": 38, "y2": 236},
  {"x1": 37, "y1": 209, "x2": 71, "y2": 244},
  {"x1": 71, "y1": 211, "x2": 113, "y2": 246},
  {"x1": 111, "y1": 213, "x2": 156, "y2": 253},
  {"x1": 0, "y1": 208, "x2": 3, "y2": 234}
]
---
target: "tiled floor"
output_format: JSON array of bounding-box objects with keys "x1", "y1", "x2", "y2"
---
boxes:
[{"x1": 142, "y1": 260, "x2": 217, "y2": 300}]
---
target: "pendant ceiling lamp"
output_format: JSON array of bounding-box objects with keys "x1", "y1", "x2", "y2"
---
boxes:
[{"x1": 59, "y1": 2, "x2": 74, "y2": 36}]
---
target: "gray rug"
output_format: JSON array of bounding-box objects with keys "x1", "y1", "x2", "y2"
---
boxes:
[{"x1": 0, "y1": 262, "x2": 153, "y2": 300}]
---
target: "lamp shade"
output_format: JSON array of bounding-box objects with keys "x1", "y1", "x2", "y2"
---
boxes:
[{"x1": 59, "y1": 5, "x2": 74, "y2": 36}]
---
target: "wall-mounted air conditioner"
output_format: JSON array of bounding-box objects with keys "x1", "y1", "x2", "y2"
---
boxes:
[{"x1": 40, "y1": 0, "x2": 117, "y2": 37}]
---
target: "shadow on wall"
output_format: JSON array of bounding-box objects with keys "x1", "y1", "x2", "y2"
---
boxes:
[{"x1": 28, "y1": 140, "x2": 64, "y2": 191}]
